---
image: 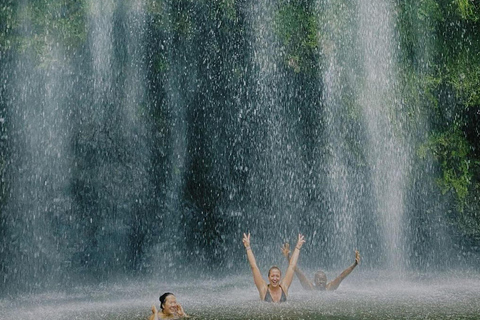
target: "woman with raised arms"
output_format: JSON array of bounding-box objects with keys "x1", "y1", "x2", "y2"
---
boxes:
[{"x1": 242, "y1": 232, "x2": 305, "y2": 303}]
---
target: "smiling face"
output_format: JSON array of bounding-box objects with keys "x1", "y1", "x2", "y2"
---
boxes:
[
  {"x1": 161, "y1": 294, "x2": 178, "y2": 316},
  {"x1": 268, "y1": 267, "x2": 281, "y2": 287},
  {"x1": 314, "y1": 271, "x2": 327, "y2": 290}
]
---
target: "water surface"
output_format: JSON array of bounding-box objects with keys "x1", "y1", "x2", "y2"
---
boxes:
[{"x1": 1, "y1": 271, "x2": 479, "y2": 320}]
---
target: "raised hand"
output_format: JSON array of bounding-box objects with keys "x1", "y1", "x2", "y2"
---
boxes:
[
  {"x1": 281, "y1": 243, "x2": 290, "y2": 258},
  {"x1": 151, "y1": 304, "x2": 159, "y2": 320},
  {"x1": 354, "y1": 250, "x2": 360, "y2": 265},
  {"x1": 242, "y1": 232, "x2": 251, "y2": 248},
  {"x1": 177, "y1": 303, "x2": 187, "y2": 317},
  {"x1": 295, "y1": 233, "x2": 306, "y2": 250}
]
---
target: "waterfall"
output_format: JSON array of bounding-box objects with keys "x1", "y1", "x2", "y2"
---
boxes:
[
  {"x1": 317, "y1": 0, "x2": 412, "y2": 271},
  {"x1": 0, "y1": 0, "x2": 469, "y2": 293},
  {"x1": 317, "y1": 0, "x2": 364, "y2": 268},
  {"x1": 148, "y1": 0, "x2": 192, "y2": 272},
  {"x1": 2, "y1": 1, "x2": 75, "y2": 289},
  {"x1": 243, "y1": 0, "x2": 312, "y2": 264},
  {"x1": 2, "y1": 1, "x2": 154, "y2": 290},
  {"x1": 77, "y1": 0, "x2": 153, "y2": 274},
  {"x1": 356, "y1": 1, "x2": 409, "y2": 271},
  {"x1": 246, "y1": 0, "x2": 294, "y2": 248}
]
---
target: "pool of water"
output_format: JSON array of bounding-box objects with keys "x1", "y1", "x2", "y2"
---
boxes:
[{"x1": 1, "y1": 271, "x2": 479, "y2": 319}]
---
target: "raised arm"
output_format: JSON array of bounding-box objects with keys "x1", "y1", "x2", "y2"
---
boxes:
[
  {"x1": 326, "y1": 250, "x2": 360, "y2": 291},
  {"x1": 149, "y1": 305, "x2": 158, "y2": 320},
  {"x1": 243, "y1": 233, "x2": 267, "y2": 299},
  {"x1": 281, "y1": 242, "x2": 314, "y2": 290},
  {"x1": 281, "y1": 234, "x2": 306, "y2": 292}
]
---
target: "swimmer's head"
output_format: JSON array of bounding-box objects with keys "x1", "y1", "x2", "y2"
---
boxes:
[
  {"x1": 268, "y1": 266, "x2": 281, "y2": 277},
  {"x1": 314, "y1": 271, "x2": 327, "y2": 289},
  {"x1": 159, "y1": 292, "x2": 175, "y2": 311},
  {"x1": 268, "y1": 266, "x2": 281, "y2": 287}
]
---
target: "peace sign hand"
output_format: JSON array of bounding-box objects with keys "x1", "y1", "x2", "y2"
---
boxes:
[{"x1": 242, "y1": 232, "x2": 251, "y2": 248}]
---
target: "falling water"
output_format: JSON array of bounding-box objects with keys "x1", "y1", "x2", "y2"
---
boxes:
[
  {"x1": 247, "y1": 0, "x2": 291, "y2": 246},
  {"x1": 3, "y1": 1, "x2": 75, "y2": 289},
  {"x1": 0, "y1": 1, "x2": 477, "y2": 308},
  {"x1": 244, "y1": 0, "x2": 311, "y2": 263},
  {"x1": 147, "y1": 0, "x2": 192, "y2": 272},
  {"x1": 81, "y1": 0, "x2": 154, "y2": 273},
  {"x1": 355, "y1": 0, "x2": 409, "y2": 271},
  {"x1": 1, "y1": 0, "x2": 155, "y2": 290},
  {"x1": 317, "y1": 0, "x2": 364, "y2": 267},
  {"x1": 317, "y1": 0, "x2": 411, "y2": 271}
]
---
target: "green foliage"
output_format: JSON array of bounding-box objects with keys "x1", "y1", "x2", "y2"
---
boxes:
[
  {"x1": 449, "y1": 51, "x2": 480, "y2": 107},
  {"x1": 217, "y1": 0, "x2": 237, "y2": 22},
  {"x1": 421, "y1": 128, "x2": 474, "y2": 211},
  {"x1": 0, "y1": 2, "x2": 18, "y2": 52},
  {"x1": 274, "y1": 2, "x2": 318, "y2": 74},
  {"x1": 457, "y1": 182, "x2": 480, "y2": 239},
  {"x1": 146, "y1": 0, "x2": 167, "y2": 28},
  {"x1": 13, "y1": 1, "x2": 87, "y2": 65},
  {"x1": 399, "y1": 0, "x2": 480, "y2": 222},
  {"x1": 397, "y1": 0, "x2": 442, "y2": 67},
  {"x1": 147, "y1": 0, "x2": 194, "y2": 37},
  {"x1": 456, "y1": 0, "x2": 480, "y2": 21},
  {"x1": 154, "y1": 52, "x2": 169, "y2": 73}
]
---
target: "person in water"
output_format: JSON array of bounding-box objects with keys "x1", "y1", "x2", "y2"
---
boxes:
[
  {"x1": 243, "y1": 232, "x2": 306, "y2": 303},
  {"x1": 281, "y1": 243, "x2": 360, "y2": 291},
  {"x1": 150, "y1": 292, "x2": 189, "y2": 319}
]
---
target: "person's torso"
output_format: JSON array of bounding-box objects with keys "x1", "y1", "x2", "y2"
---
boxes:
[{"x1": 264, "y1": 285, "x2": 287, "y2": 303}]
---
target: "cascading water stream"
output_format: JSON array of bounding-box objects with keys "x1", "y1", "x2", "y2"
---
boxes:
[
  {"x1": 245, "y1": 1, "x2": 308, "y2": 262},
  {"x1": 83, "y1": 0, "x2": 154, "y2": 272},
  {"x1": 317, "y1": 0, "x2": 361, "y2": 267},
  {"x1": 317, "y1": 0, "x2": 410, "y2": 271},
  {"x1": 356, "y1": 0, "x2": 409, "y2": 271},
  {"x1": 3, "y1": 1, "x2": 75, "y2": 288},
  {"x1": 148, "y1": 0, "x2": 192, "y2": 271}
]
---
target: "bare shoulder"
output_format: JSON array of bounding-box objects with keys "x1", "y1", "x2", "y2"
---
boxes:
[
  {"x1": 259, "y1": 282, "x2": 268, "y2": 298},
  {"x1": 325, "y1": 281, "x2": 337, "y2": 291},
  {"x1": 280, "y1": 284, "x2": 289, "y2": 297}
]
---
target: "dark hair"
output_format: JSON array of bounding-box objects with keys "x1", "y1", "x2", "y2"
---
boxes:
[
  {"x1": 159, "y1": 292, "x2": 174, "y2": 310},
  {"x1": 268, "y1": 266, "x2": 281, "y2": 277}
]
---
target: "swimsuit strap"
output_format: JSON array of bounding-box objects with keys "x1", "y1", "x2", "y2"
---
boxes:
[{"x1": 264, "y1": 285, "x2": 287, "y2": 303}]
